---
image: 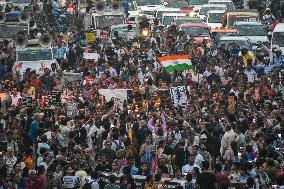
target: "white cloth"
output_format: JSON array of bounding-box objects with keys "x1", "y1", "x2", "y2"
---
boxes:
[
  {"x1": 182, "y1": 163, "x2": 201, "y2": 174},
  {"x1": 220, "y1": 130, "x2": 237, "y2": 156},
  {"x1": 245, "y1": 69, "x2": 256, "y2": 83},
  {"x1": 6, "y1": 156, "x2": 17, "y2": 174}
]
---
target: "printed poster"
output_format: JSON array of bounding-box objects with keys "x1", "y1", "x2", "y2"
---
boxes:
[
  {"x1": 170, "y1": 86, "x2": 188, "y2": 107},
  {"x1": 98, "y1": 89, "x2": 128, "y2": 110}
]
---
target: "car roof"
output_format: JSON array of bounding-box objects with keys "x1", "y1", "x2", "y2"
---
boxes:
[
  {"x1": 207, "y1": 10, "x2": 226, "y2": 14},
  {"x1": 209, "y1": 0, "x2": 233, "y2": 2},
  {"x1": 162, "y1": 13, "x2": 187, "y2": 16},
  {"x1": 201, "y1": 4, "x2": 227, "y2": 8},
  {"x1": 234, "y1": 21, "x2": 262, "y2": 25},
  {"x1": 156, "y1": 7, "x2": 181, "y2": 11},
  {"x1": 180, "y1": 23, "x2": 209, "y2": 28},
  {"x1": 219, "y1": 36, "x2": 249, "y2": 41},
  {"x1": 110, "y1": 24, "x2": 137, "y2": 29},
  {"x1": 211, "y1": 28, "x2": 238, "y2": 33}
]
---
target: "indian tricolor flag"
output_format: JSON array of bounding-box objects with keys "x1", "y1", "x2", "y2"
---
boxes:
[{"x1": 157, "y1": 55, "x2": 193, "y2": 73}]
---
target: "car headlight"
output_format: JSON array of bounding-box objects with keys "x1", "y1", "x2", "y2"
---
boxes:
[
  {"x1": 142, "y1": 29, "x2": 149, "y2": 36},
  {"x1": 189, "y1": 11, "x2": 196, "y2": 17}
]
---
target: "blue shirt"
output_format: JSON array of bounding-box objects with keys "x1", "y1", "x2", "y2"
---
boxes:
[
  {"x1": 55, "y1": 47, "x2": 67, "y2": 59},
  {"x1": 28, "y1": 120, "x2": 40, "y2": 143}
]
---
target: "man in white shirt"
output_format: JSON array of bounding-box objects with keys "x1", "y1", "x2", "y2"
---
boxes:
[
  {"x1": 10, "y1": 88, "x2": 22, "y2": 107},
  {"x1": 182, "y1": 154, "x2": 201, "y2": 174},
  {"x1": 191, "y1": 145, "x2": 204, "y2": 168},
  {"x1": 245, "y1": 65, "x2": 257, "y2": 83}
]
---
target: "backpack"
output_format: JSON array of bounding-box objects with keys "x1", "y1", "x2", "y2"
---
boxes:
[
  {"x1": 114, "y1": 140, "x2": 123, "y2": 151},
  {"x1": 82, "y1": 181, "x2": 94, "y2": 189}
]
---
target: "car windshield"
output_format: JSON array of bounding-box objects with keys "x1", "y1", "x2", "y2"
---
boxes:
[
  {"x1": 183, "y1": 26, "x2": 209, "y2": 36},
  {"x1": 272, "y1": 32, "x2": 284, "y2": 47},
  {"x1": 165, "y1": 1, "x2": 189, "y2": 8},
  {"x1": 111, "y1": 28, "x2": 139, "y2": 39},
  {"x1": 234, "y1": 24, "x2": 266, "y2": 36},
  {"x1": 210, "y1": 2, "x2": 233, "y2": 10},
  {"x1": 212, "y1": 32, "x2": 238, "y2": 39},
  {"x1": 163, "y1": 16, "x2": 174, "y2": 26},
  {"x1": 0, "y1": 24, "x2": 28, "y2": 38},
  {"x1": 208, "y1": 12, "x2": 224, "y2": 23},
  {"x1": 157, "y1": 11, "x2": 181, "y2": 18},
  {"x1": 199, "y1": 6, "x2": 226, "y2": 15},
  {"x1": 188, "y1": 0, "x2": 208, "y2": 5},
  {"x1": 9, "y1": 0, "x2": 29, "y2": 3},
  {"x1": 136, "y1": 0, "x2": 161, "y2": 6},
  {"x1": 176, "y1": 18, "x2": 203, "y2": 25},
  {"x1": 219, "y1": 39, "x2": 250, "y2": 49},
  {"x1": 228, "y1": 16, "x2": 257, "y2": 26},
  {"x1": 95, "y1": 15, "x2": 125, "y2": 29},
  {"x1": 17, "y1": 49, "x2": 53, "y2": 61}
]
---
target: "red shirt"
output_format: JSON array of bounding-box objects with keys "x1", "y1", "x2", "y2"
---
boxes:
[
  {"x1": 215, "y1": 172, "x2": 229, "y2": 189},
  {"x1": 24, "y1": 178, "x2": 40, "y2": 189}
]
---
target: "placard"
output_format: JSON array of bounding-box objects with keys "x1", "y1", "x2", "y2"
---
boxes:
[
  {"x1": 170, "y1": 86, "x2": 187, "y2": 107},
  {"x1": 86, "y1": 32, "x2": 95, "y2": 44},
  {"x1": 66, "y1": 102, "x2": 79, "y2": 118},
  {"x1": 62, "y1": 72, "x2": 84, "y2": 84},
  {"x1": 63, "y1": 176, "x2": 80, "y2": 189},
  {"x1": 98, "y1": 89, "x2": 128, "y2": 110},
  {"x1": 83, "y1": 52, "x2": 100, "y2": 62}
]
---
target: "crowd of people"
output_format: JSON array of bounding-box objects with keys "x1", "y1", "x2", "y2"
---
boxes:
[{"x1": 0, "y1": 0, "x2": 284, "y2": 188}]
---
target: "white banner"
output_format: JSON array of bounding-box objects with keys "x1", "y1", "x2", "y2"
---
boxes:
[
  {"x1": 83, "y1": 52, "x2": 100, "y2": 62},
  {"x1": 62, "y1": 72, "x2": 84, "y2": 84},
  {"x1": 170, "y1": 86, "x2": 188, "y2": 107},
  {"x1": 14, "y1": 61, "x2": 53, "y2": 76},
  {"x1": 98, "y1": 89, "x2": 128, "y2": 110}
]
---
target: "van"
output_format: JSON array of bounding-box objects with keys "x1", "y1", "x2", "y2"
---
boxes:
[
  {"x1": 271, "y1": 23, "x2": 284, "y2": 54},
  {"x1": 223, "y1": 9, "x2": 259, "y2": 27}
]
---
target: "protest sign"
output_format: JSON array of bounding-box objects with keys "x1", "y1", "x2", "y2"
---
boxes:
[
  {"x1": 63, "y1": 176, "x2": 79, "y2": 189},
  {"x1": 170, "y1": 86, "x2": 188, "y2": 107},
  {"x1": 86, "y1": 32, "x2": 95, "y2": 44},
  {"x1": 66, "y1": 102, "x2": 79, "y2": 118},
  {"x1": 83, "y1": 52, "x2": 100, "y2": 62},
  {"x1": 62, "y1": 72, "x2": 83, "y2": 84},
  {"x1": 99, "y1": 89, "x2": 128, "y2": 110}
]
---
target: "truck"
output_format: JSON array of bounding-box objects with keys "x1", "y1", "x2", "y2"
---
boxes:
[
  {"x1": 13, "y1": 35, "x2": 59, "y2": 77},
  {"x1": 0, "y1": 11, "x2": 30, "y2": 46}
]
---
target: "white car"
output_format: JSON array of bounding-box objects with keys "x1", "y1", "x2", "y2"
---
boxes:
[
  {"x1": 198, "y1": 4, "x2": 227, "y2": 20},
  {"x1": 206, "y1": 10, "x2": 225, "y2": 28},
  {"x1": 271, "y1": 23, "x2": 284, "y2": 54},
  {"x1": 233, "y1": 21, "x2": 269, "y2": 45}
]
